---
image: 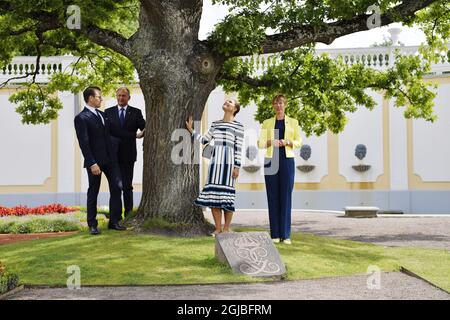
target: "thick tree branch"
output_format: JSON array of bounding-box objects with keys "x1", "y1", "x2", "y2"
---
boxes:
[
  {"x1": 135, "y1": 0, "x2": 203, "y2": 50},
  {"x1": 79, "y1": 24, "x2": 133, "y2": 58},
  {"x1": 0, "y1": 2, "x2": 134, "y2": 59},
  {"x1": 0, "y1": 9, "x2": 61, "y2": 37},
  {"x1": 224, "y1": 0, "x2": 439, "y2": 57},
  {"x1": 264, "y1": 0, "x2": 438, "y2": 53}
]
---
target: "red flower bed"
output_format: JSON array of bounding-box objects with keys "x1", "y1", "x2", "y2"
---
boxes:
[{"x1": 0, "y1": 204, "x2": 77, "y2": 217}]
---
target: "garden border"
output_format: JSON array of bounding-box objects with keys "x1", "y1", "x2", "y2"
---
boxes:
[
  {"x1": 0, "y1": 285, "x2": 24, "y2": 300},
  {"x1": 400, "y1": 267, "x2": 450, "y2": 295}
]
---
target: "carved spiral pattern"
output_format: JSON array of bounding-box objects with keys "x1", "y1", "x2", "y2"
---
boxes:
[{"x1": 232, "y1": 235, "x2": 282, "y2": 275}]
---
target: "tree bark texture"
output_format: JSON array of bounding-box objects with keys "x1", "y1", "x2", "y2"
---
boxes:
[{"x1": 131, "y1": 1, "x2": 224, "y2": 235}]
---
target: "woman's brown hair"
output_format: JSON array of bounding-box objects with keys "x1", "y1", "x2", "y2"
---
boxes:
[{"x1": 233, "y1": 100, "x2": 241, "y2": 116}]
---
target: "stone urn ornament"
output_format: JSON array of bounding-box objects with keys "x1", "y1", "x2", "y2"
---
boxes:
[
  {"x1": 352, "y1": 144, "x2": 371, "y2": 172},
  {"x1": 297, "y1": 144, "x2": 315, "y2": 173}
]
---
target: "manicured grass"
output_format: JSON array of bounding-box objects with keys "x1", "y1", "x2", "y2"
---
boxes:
[{"x1": 0, "y1": 226, "x2": 448, "y2": 291}]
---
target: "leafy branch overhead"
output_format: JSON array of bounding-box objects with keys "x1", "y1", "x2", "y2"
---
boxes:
[
  {"x1": 212, "y1": 0, "x2": 448, "y2": 135},
  {"x1": 0, "y1": 0, "x2": 448, "y2": 133},
  {"x1": 218, "y1": 47, "x2": 438, "y2": 136}
]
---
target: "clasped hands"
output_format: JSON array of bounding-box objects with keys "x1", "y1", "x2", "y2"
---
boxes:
[{"x1": 266, "y1": 139, "x2": 291, "y2": 148}]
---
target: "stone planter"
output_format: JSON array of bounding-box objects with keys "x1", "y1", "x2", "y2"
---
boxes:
[
  {"x1": 243, "y1": 165, "x2": 260, "y2": 173},
  {"x1": 297, "y1": 165, "x2": 316, "y2": 173},
  {"x1": 352, "y1": 164, "x2": 371, "y2": 172}
]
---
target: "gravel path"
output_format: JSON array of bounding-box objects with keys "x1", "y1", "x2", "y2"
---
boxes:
[
  {"x1": 6, "y1": 272, "x2": 449, "y2": 300},
  {"x1": 228, "y1": 211, "x2": 450, "y2": 250}
]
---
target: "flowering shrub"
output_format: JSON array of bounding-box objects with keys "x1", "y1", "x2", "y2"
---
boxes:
[{"x1": 0, "y1": 204, "x2": 76, "y2": 217}]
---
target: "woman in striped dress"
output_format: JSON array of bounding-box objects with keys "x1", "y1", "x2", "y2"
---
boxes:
[{"x1": 186, "y1": 99, "x2": 244, "y2": 236}]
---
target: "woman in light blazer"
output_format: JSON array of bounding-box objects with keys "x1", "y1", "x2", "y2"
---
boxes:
[{"x1": 258, "y1": 95, "x2": 302, "y2": 244}]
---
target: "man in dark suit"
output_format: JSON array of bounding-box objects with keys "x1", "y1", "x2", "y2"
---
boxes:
[
  {"x1": 105, "y1": 87, "x2": 145, "y2": 220},
  {"x1": 74, "y1": 86, "x2": 126, "y2": 235}
]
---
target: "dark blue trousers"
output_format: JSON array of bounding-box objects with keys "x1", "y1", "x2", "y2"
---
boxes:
[
  {"x1": 86, "y1": 162, "x2": 123, "y2": 228},
  {"x1": 264, "y1": 156, "x2": 295, "y2": 240}
]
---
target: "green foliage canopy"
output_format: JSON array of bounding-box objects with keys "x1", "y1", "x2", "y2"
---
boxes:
[{"x1": 0, "y1": 0, "x2": 448, "y2": 135}]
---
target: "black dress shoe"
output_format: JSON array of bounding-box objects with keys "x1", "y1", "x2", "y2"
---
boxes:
[
  {"x1": 89, "y1": 227, "x2": 101, "y2": 235},
  {"x1": 108, "y1": 223, "x2": 127, "y2": 231}
]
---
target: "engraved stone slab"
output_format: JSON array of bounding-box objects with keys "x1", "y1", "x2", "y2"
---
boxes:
[{"x1": 215, "y1": 232, "x2": 286, "y2": 278}]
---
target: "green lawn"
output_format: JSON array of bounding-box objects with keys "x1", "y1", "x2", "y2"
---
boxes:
[{"x1": 0, "y1": 226, "x2": 449, "y2": 291}]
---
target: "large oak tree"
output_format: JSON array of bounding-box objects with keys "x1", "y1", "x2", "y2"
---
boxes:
[{"x1": 0, "y1": 0, "x2": 448, "y2": 235}]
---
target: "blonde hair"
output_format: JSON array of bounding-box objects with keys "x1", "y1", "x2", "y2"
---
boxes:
[{"x1": 272, "y1": 94, "x2": 287, "y2": 104}]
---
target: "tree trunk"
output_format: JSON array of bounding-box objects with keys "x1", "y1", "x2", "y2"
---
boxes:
[
  {"x1": 128, "y1": 1, "x2": 224, "y2": 236},
  {"x1": 134, "y1": 74, "x2": 217, "y2": 236}
]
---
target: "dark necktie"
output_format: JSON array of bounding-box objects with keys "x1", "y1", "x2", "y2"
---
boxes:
[
  {"x1": 120, "y1": 108, "x2": 126, "y2": 128},
  {"x1": 95, "y1": 109, "x2": 104, "y2": 125}
]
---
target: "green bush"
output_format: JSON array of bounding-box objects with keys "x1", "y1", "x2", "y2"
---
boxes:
[
  {"x1": 0, "y1": 222, "x2": 15, "y2": 234},
  {"x1": 0, "y1": 217, "x2": 82, "y2": 234},
  {"x1": 0, "y1": 272, "x2": 20, "y2": 294},
  {"x1": 0, "y1": 262, "x2": 20, "y2": 295}
]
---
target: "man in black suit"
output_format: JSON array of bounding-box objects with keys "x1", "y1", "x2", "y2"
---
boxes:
[
  {"x1": 105, "y1": 87, "x2": 145, "y2": 220},
  {"x1": 74, "y1": 86, "x2": 126, "y2": 235}
]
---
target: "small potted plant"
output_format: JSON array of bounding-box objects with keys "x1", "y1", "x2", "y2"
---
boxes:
[
  {"x1": 243, "y1": 146, "x2": 261, "y2": 173},
  {"x1": 352, "y1": 144, "x2": 371, "y2": 172},
  {"x1": 297, "y1": 144, "x2": 315, "y2": 173}
]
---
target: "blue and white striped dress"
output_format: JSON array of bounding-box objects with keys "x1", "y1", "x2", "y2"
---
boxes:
[{"x1": 193, "y1": 120, "x2": 244, "y2": 212}]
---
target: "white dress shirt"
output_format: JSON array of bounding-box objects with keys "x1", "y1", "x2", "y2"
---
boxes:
[{"x1": 86, "y1": 105, "x2": 104, "y2": 125}]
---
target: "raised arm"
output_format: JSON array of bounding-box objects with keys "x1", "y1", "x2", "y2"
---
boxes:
[
  {"x1": 186, "y1": 116, "x2": 215, "y2": 145},
  {"x1": 193, "y1": 123, "x2": 215, "y2": 145}
]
